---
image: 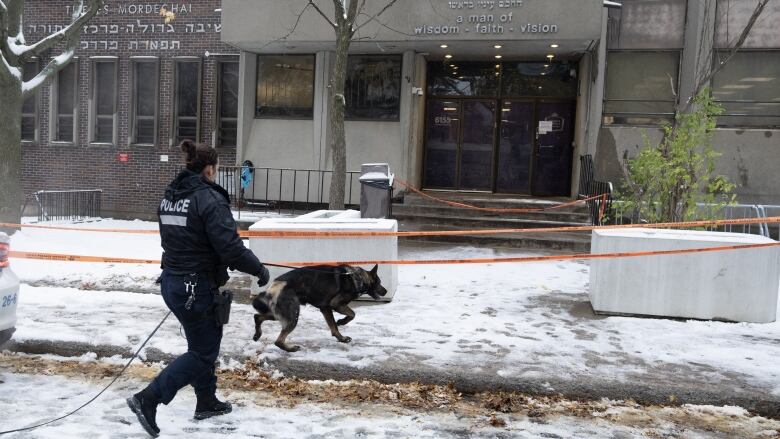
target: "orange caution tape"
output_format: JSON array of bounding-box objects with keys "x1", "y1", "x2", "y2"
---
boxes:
[
  {"x1": 241, "y1": 216, "x2": 780, "y2": 238},
  {"x1": 0, "y1": 223, "x2": 158, "y2": 235},
  {"x1": 9, "y1": 241, "x2": 780, "y2": 267},
  {"x1": 393, "y1": 178, "x2": 605, "y2": 213},
  {"x1": 3, "y1": 216, "x2": 780, "y2": 239},
  {"x1": 9, "y1": 251, "x2": 160, "y2": 265}
]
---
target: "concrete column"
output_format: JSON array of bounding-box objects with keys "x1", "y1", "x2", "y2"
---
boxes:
[
  {"x1": 236, "y1": 51, "x2": 257, "y2": 165},
  {"x1": 589, "y1": 9, "x2": 610, "y2": 178},
  {"x1": 678, "y1": 0, "x2": 716, "y2": 104},
  {"x1": 587, "y1": 9, "x2": 608, "y2": 159}
]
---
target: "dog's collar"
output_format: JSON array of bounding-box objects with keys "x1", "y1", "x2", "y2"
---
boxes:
[{"x1": 343, "y1": 266, "x2": 368, "y2": 293}]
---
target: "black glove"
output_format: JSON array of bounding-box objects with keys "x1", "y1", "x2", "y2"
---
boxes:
[{"x1": 257, "y1": 265, "x2": 270, "y2": 288}]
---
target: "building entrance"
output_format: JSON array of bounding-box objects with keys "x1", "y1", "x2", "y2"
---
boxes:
[{"x1": 423, "y1": 62, "x2": 577, "y2": 196}]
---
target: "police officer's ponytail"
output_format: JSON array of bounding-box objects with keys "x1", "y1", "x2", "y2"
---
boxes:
[{"x1": 181, "y1": 140, "x2": 218, "y2": 174}]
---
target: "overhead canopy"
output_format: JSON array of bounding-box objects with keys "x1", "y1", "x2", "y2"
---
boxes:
[{"x1": 221, "y1": 0, "x2": 605, "y2": 59}]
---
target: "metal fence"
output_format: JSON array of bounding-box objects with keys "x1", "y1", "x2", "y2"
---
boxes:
[
  {"x1": 609, "y1": 201, "x2": 780, "y2": 240},
  {"x1": 578, "y1": 154, "x2": 614, "y2": 225},
  {"x1": 35, "y1": 190, "x2": 102, "y2": 221},
  {"x1": 217, "y1": 166, "x2": 362, "y2": 216}
]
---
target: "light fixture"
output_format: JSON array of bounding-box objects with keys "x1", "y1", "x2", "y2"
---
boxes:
[
  {"x1": 441, "y1": 44, "x2": 448, "y2": 49},
  {"x1": 494, "y1": 44, "x2": 502, "y2": 49},
  {"x1": 495, "y1": 55, "x2": 502, "y2": 59},
  {"x1": 495, "y1": 64, "x2": 500, "y2": 69},
  {"x1": 541, "y1": 72, "x2": 546, "y2": 76},
  {"x1": 445, "y1": 54, "x2": 453, "y2": 59},
  {"x1": 546, "y1": 54, "x2": 554, "y2": 60},
  {"x1": 544, "y1": 64, "x2": 549, "y2": 67},
  {"x1": 550, "y1": 43, "x2": 559, "y2": 48}
]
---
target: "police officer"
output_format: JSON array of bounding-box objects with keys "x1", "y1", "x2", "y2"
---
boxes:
[{"x1": 127, "y1": 140, "x2": 270, "y2": 437}]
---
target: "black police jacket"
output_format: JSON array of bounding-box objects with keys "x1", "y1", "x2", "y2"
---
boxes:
[{"x1": 158, "y1": 169, "x2": 263, "y2": 286}]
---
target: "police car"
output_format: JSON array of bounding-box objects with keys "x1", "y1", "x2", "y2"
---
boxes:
[{"x1": 0, "y1": 232, "x2": 19, "y2": 346}]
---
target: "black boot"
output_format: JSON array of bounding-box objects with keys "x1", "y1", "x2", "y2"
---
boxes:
[
  {"x1": 127, "y1": 388, "x2": 161, "y2": 437},
  {"x1": 194, "y1": 394, "x2": 233, "y2": 420}
]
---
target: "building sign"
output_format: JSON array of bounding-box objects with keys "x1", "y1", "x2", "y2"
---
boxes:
[
  {"x1": 414, "y1": 0, "x2": 559, "y2": 36},
  {"x1": 44, "y1": 2, "x2": 220, "y2": 53},
  {"x1": 117, "y1": 153, "x2": 130, "y2": 163}
]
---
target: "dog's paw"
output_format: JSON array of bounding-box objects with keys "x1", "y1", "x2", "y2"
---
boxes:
[
  {"x1": 252, "y1": 333, "x2": 261, "y2": 342},
  {"x1": 275, "y1": 342, "x2": 301, "y2": 352},
  {"x1": 338, "y1": 336, "x2": 352, "y2": 344},
  {"x1": 336, "y1": 318, "x2": 348, "y2": 326}
]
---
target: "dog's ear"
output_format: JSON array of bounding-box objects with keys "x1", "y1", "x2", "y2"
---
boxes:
[{"x1": 370, "y1": 264, "x2": 378, "y2": 275}]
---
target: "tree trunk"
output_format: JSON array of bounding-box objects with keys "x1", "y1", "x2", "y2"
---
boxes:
[
  {"x1": 327, "y1": 32, "x2": 351, "y2": 210},
  {"x1": 0, "y1": 78, "x2": 23, "y2": 234}
]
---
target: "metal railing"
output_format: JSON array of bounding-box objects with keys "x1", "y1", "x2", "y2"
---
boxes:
[
  {"x1": 35, "y1": 189, "x2": 102, "y2": 221},
  {"x1": 609, "y1": 201, "x2": 780, "y2": 240},
  {"x1": 578, "y1": 154, "x2": 614, "y2": 225},
  {"x1": 217, "y1": 166, "x2": 362, "y2": 217}
]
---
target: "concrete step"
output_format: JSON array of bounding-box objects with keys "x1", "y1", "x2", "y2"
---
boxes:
[
  {"x1": 399, "y1": 192, "x2": 590, "y2": 213},
  {"x1": 397, "y1": 222, "x2": 592, "y2": 252},
  {"x1": 393, "y1": 192, "x2": 592, "y2": 251},
  {"x1": 394, "y1": 211, "x2": 588, "y2": 230},
  {"x1": 392, "y1": 203, "x2": 591, "y2": 223}
]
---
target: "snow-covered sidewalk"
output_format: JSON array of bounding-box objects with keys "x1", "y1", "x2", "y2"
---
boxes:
[{"x1": 6, "y1": 218, "x2": 780, "y2": 415}]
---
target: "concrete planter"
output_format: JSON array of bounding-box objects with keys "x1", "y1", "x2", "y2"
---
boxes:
[
  {"x1": 589, "y1": 228, "x2": 780, "y2": 323},
  {"x1": 249, "y1": 210, "x2": 398, "y2": 301}
]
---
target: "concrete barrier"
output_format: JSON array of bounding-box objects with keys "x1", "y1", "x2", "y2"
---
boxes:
[
  {"x1": 249, "y1": 210, "x2": 398, "y2": 301},
  {"x1": 589, "y1": 228, "x2": 780, "y2": 323}
]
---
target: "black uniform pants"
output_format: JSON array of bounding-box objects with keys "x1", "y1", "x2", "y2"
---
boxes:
[{"x1": 149, "y1": 270, "x2": 223, "y2": 404}]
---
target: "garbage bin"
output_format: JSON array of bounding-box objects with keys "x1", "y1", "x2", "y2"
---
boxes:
[{"x1": 359, "y1": 163, "x2": 394, "y2": 219}]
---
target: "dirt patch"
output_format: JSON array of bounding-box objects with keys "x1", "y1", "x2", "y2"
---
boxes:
[{"x1": 1, "y1": 353, "x2": 778, "y2": 437}]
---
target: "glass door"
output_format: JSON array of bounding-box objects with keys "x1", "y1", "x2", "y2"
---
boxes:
[
  {"x1": 497, "y1": 100, "x2": 534, "y2": 193},
  {"x1": 459, "y1": 100, "x2": 496, "y2": 191},
  {"x1": 424, "y1": 99, "x2": 496, "y2": 191},
  {"x1": 533, "y1": 101, "x2": 575, "y2": 196},
  {"x1": 423, "y1": 100, "x2": 460, "y2": 189}
]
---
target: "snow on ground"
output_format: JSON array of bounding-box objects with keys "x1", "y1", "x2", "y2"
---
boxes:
[
  {"x1": 0, "y1": 372, "x2": 652, "y2": 439},
  {"x1": 6, "y1": 218, "x2": 780, "y2": 399}
]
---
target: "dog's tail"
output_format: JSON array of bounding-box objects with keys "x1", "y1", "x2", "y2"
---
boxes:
[{"x1": 252, "y1": 292, "x2": 271, "y2": 314}]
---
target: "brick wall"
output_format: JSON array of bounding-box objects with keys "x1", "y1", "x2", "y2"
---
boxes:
[{"x1": 21, "y1": 1, "x2": 238, "y2": 220}]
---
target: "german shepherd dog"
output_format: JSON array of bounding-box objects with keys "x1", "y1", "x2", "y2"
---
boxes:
[{"x1": 251, "y1": 265, "x2": 387, "y2": 352}]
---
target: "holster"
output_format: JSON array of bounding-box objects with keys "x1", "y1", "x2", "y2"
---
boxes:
[{"x1": 212, "y1": 289, "x2": 233, "y2": 326}]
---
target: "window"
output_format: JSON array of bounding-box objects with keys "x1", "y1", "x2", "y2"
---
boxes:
[
  {"x1": 174, "y1": 59, "x2": 201, "y2": 144},
  {"x1": 603, "y1": 51, "x2": 680, "y2": 125},
  {"x1": 427, "y1": 62, "x2": 500, "y2": 97},
  {"x1": 52, "y1": 61, "x2": 78, "y2": 143},
  {"x1": 501, "y1": 62, "x2": 578, "y2": 98},
  {"x1": 712, "y1": 51, "x2": 780, "y2": 128},
  {"x1": 91, "y1": 59, "x2": 117, "y2": 144},
  {"x1": 132, "y1": 59, "x2": 159, "y2": 145},
  {"x1": 216, "y1": 60, "x2": 239, "y2": 147},
  {"x1": 256, "y1": 55, "x2": 314, "y2": 118},
  {"x1": 345, "y1": 56, "x2": 402, "y2": 120},
  {"x1": 21, "y1": 60, "x2": 38, "y2": 142}
]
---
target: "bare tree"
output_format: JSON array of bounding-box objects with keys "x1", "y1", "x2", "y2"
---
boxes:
[
  {"x1": 0, "y1": 0, "x2": 104, "y2": 231},
  {"x1": 300, "y1": 0, "x2": 399, "y2": 209}
]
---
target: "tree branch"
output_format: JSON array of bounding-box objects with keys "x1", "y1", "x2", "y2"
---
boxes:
[
  {"x1": 310, "y1": 0, "x2": 336, "y2": 29},
  {"x1": 680, "y1": 0, "x2": 768, "y2": 113},
  {"x1": 18, "y1": 0, "x2": 102, "y2": 60},
  {"x1": 22, "y1": 47, "x2": 74, "y2": 99},
  {"x1": 354, "y1": 0, "x2": 399, "y2": 32}
]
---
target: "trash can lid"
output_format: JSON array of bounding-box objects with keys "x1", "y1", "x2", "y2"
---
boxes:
[{"x1": 359, "y1": 172, "x2": 394, "y2": 185}]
